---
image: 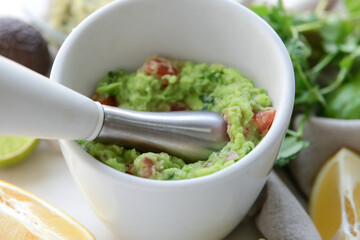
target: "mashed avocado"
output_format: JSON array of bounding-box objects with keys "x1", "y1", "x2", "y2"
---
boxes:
[
  {"x1": 51, "y1": 0, "x2": 113, "y2": 34},
  {"x1": 79, "y1": 56, "x2": 275, "y2": 180}
]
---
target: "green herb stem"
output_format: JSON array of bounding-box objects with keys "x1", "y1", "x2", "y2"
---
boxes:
[
  {"x1": 294, "y1": 60, "x2": 327, "y2": 106},
  {"x1": 319, "y1": 67, "x2": 348, "y2": 95},
  {"x1": 295, "y1": 21, "x2": 323, "y2": 33},
  {"x1": 297, "y1": 106, "x2": 312, "y2": 136},
  {"x1": 286, "y1": 129, "x2": 299, "y2": 137},
  {"x1": 294, "y1": 92, "x2": 311, "y2": 105},
  {"x1": 294, "y1": 60, "x2": 312, "y2": 90},
  {"x1": 320, "y1": 46, "x2": 360, "y2": 94},
  {"x1": 309, "y1": 53, "x2": 337, "y2": 81}
]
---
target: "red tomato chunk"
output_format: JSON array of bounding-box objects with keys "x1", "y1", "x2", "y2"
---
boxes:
[
  {"x1": 93, "y1": 96, "x2": 117, "y2": 107},
  {"x1": 143, "y1": 57, "x2": 179, "y2": 86},
  {"x1": 253, "y1": 109, "x2": 276, "y2": 135}
]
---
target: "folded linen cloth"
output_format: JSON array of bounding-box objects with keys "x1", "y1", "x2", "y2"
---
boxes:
[{"x1": 250, "y1": 171, "x2": 321, "y2": 240}]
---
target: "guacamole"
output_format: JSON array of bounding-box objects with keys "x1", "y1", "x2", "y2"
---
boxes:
[
  {"x1": 51, "y1": 0, "x2": 114, "y2": 34},
  {"x1": 79, "y1": 56, "x2": 275, "y2": 180}
]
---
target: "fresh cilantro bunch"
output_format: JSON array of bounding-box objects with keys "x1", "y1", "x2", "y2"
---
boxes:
[{"x1": 250, "y1": 0, "x2": 360, "y2": 166}]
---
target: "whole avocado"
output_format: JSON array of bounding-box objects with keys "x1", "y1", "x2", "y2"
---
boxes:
[
  {"x1": 0, "y1": 18, "x2": 50, "y2": 75},
  {"x1": 323, "y1": 76, "x2": 360, "y2": 119}
]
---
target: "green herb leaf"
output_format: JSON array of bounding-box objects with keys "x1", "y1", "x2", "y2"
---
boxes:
[
  {"x1": 345, "y1": 0, "x2": 360, "y2": 19},
  {"x1": 276, "y1": 136, "x2": 309, "y2": 166}
]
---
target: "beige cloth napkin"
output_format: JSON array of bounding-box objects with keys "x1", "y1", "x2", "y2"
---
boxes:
[{"x1": 249, "y1": 170, "x2": 321, "y2": 240}]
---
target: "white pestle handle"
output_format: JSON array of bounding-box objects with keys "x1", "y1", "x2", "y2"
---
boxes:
[{"x1": 0, "y1": 56, "x2": 104, "y2": 140}]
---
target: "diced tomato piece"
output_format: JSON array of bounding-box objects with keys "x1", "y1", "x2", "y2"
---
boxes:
[
  {"x1": 243, "y1": 126, "x2": 250, "y2": 137},
  {"x1": 224, "y1": 109, "x2": 231, "y2": 126},
  {"x1": 126, "y1": 164, "x2": 135, "y2": 175},
  {"x1": 170, "y1": 103, "x2": 188, "y2": 111},
  {"x1": 224, "y1": 109, "x2": 234, "y2": 140},
  {"x1": 93, "y1": 96, "x2": 117, "y2": 107},
  {"x1": 141, "y1": 157, "x2": 154, "y2": 178},
  {"x1": 143, "y1": 57, "x2": 179, "y2": 86},
  {"x1": 204, "y1": 161, "x2": 212, "y2": 167},
  {"x1": 225, "y1": 151, "x2": 239, "y2": 161},
  {"x1": 253, "y1": 109, "x2": 276, "y2": 135}
]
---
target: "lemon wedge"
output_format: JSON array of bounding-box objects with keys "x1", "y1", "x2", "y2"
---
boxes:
[
  {"x1": 309, "y1": 148, "x2": 360, "y2": 240},
  {"x1": 0, "y1": 180, "x2": 95, "y2": 239}
]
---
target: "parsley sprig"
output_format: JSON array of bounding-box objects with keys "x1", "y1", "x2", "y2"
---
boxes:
[{"x1": 250, "y1": 0, "x2": 360, "y2": 165}]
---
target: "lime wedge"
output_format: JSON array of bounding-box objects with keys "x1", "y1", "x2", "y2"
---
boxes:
[{"x1": 0, "y1": 137, "x2": 39, "y2": 167}]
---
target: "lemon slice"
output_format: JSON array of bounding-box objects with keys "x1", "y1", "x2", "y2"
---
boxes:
[
  {"x1": 0, "y1": 136, "x2": 39, "y2": 168},
  {"x1": 309, "y1": 148, "x2": 360, "y2": 240},
  {"x1": 0, "y1": 180, "x2": 95, "y2": 239}
]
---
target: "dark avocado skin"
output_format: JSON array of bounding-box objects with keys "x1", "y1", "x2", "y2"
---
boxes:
[{"x1": 0, "y1": 18, "x2": 51, "y2": 75}]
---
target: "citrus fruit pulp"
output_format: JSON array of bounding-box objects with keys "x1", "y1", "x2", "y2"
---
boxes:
[
  {"x1": 0, "y1": 179, "x2": 95, "y2": 239},
  {"x1": 309, "y1": 148, "x2": 360, "y2": 239}
]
